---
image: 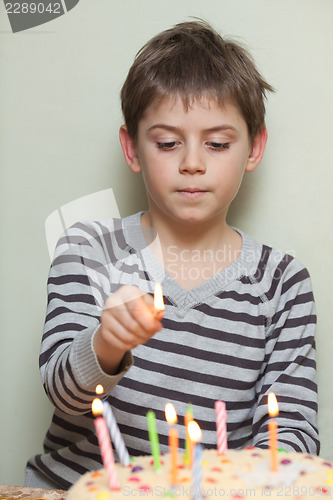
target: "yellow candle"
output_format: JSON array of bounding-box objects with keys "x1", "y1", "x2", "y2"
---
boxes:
[{"x1": 184, "y1": 405, "x2": 193, "y2": 466}]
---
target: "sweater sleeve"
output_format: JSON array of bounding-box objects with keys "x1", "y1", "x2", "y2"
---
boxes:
[
  {"x1": 252, "y1": 255, "x2": 319, "y2": 454},
  {"x1": 39, "y1": 220, "x2": 133, "y2": 415}
]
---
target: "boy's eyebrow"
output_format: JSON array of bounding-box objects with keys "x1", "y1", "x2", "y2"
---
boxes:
[{"x1": 147, "y1": 124, "x2": 237, "y2": 133}]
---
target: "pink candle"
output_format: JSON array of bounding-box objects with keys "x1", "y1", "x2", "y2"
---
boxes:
[
  {"x1": 215, "y1": 400, "x2": 227, "y2": 455},
  {"x1": 96, "y1": 383, "x2": 130, "y2": 467},
  {"x1": 92, "y1": 398, "x2": 120, "y2": 490}
]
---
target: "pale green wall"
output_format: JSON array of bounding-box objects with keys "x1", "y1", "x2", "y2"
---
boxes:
[{"x1": 0, "y1": 0, "x2": 332, "y2": 486}]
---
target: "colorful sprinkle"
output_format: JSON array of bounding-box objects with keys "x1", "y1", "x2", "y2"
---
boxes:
[
  {"x1": 132, "y1": 466, "x2": 143, "y2": 473},
  {"x1": 129, "y1": 477, "x2": 140, "y2": 482},
  {"x1": 150, "y1": 459, "x2": 164, "y2": 466},
  {"x1": 278, "y1": 449, "x2": 288, "y2": 453},
  {"x1": 323, "y1": 462, "x2": 333, "y2": 467},
  {"x1": 211, "y1": 467, "x2": 223, "y2": 472},
  {"x1": 91, "y1": 472, "x2": 103, "y2": 478},
  {"x1": 316, "y1": 487, "x2": 329, "y2": 495},
  {"x1": 206, "y1": 478, "x2": 217, "y2": 483},
  {"x1": 88, "y1": 487, "x2": 98, "y2": 492},
  {"x1": 281, "y1": 459, "x2": 292, "y2": 465},
  {"x1": 97, "y1": 493, "x2": 110, "y2": 500},
  {"x1": 139, "y1": 485, "x2": 153, "y2": 492}
]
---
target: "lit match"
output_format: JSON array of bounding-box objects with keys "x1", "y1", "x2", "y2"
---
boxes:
[{"x1": 153, "y1": 283, "x2": 165, "y2": 320}]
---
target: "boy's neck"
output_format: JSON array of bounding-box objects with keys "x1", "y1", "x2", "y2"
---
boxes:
[
  {"x1": 141, "y1": 210, "x2": 236, "y2": 249},
  {"x1": 140, "y1": 211, "x2": 242, "y2": 289}
]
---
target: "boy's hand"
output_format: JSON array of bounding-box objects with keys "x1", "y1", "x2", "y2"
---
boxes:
[{"x1": 93, "y1": 285, "x2": 163, "y2": 374}]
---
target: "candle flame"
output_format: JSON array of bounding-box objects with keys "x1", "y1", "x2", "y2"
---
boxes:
[
  {"x1": 165, "y1": 403, "x2": 178, "y2": 425},
  {"x1": 95, "y1": 384, "x2": 104, "y2": 395},
  {"x1": 154, "y1": 283, "x2": 165, "y2": 312},
  {"x1": 268, "y1": 392, "x2": 279, "y2": 417},
  {"x1": 92, "y1": 397, "x2": 104, "y2": 416},
  {"x1": 188, "y1": 420, "x2": 202, "y2": 443}
]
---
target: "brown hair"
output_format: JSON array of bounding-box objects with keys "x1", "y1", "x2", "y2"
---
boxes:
[{"x1": 121, "y1": 20, "x2": 274, "y2": 145}]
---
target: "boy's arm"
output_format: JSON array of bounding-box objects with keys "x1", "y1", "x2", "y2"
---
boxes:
[
  {"x1": 39, "y1": 220, "x2": 157, "y2": 416},
  {"x1": 252, "y1": 258, "x2": 319, "y2": 454}
]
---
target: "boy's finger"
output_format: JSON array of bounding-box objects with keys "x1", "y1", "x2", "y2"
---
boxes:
[
  {"x1": 127, "y1": 295, "x2": 162, "y2": 332},
  {"x1": 104, "y1": 285, "x2": 146, "y2": 310}
]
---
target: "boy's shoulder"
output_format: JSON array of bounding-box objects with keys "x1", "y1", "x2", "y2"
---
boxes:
[
  {"x1": 56, "y1": 212, "x2": 141, "y2": 244},
  {"x1": 52, "y1": 212, "x2": 145, "y2": 261},
  {"x1": 238, "y1": 228, "x2": 311, "y2": 287}
]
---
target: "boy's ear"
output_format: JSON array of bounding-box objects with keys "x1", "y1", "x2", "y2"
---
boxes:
[
  {"x1": 245, "y1": 127, "x2": 268, "y2": 172},
  {"x1": 119, "y1": 125, "x2": 142, "y2": 173}
]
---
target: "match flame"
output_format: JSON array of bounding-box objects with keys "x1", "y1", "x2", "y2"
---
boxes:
[
  {"x1": 187, "y1": 420, "x2": 202, "y2": 443},
  {"x1": 95, "y1": 384, "x2": 104, "y2": 395},
  {"x1": 165, "y1": 403, "x2": 178, "y2": 425},
  {"x1": 268, "y1": 392, "x2": 279, "y2": 418},
  {"x1": 154, "y1": 283, "x2": 165, "y2": 312},
  {"x1": 92, "y1": 397, "x2": 104, "y2": 416}
]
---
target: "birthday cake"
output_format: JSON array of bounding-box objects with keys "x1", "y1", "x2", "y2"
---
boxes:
[{"x1": 67, "y1": 448, "x2": 333, "y2": 500}]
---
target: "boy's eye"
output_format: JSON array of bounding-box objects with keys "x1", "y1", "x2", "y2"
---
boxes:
[
  {"x1": 156, "y1": 141, "x2": 178, "y2": 150},
  {"x1": 208, "y1": 142, "x2": 230, "y2": 150}
]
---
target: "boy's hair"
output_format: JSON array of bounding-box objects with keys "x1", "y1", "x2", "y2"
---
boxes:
[{"x1": 121, "y1": 20, "x2": 274, "y2": 145}]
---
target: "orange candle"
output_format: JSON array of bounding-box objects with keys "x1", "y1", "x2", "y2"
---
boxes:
[
  {"x1": 184, "y1": 404, "x2": 193, "y2": 466},
  {"x1": 268, "y1": 392, "x2": 279, "y2": 472},
  {"x1": 165, "y1": 403, "x2": 179, "y2": 485},
  {"x1": 153, "y1": 283, "x2": 165, "y2": 320}
]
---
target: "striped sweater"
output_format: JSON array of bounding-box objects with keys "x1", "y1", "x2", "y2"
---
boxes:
[{"x1": 27, "y1": 211, "x2": 319, "y2": 489}]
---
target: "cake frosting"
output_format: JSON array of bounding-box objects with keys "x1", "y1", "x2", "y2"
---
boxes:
[{"x1": 67, "y1": 448, "x2": 333, "y2": 499}]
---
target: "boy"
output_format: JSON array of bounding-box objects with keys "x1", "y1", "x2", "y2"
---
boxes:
[{"x1": 26, "y1": 20, "x2": 318, "y2": 489}]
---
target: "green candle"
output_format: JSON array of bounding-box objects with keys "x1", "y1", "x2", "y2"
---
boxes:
[{"x1": 146, "y1": 410, "x2": 161, "y2": 471}]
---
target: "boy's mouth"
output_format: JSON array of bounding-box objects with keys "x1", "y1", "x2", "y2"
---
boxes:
[{"x1": 177, "y1": 188, "x2": 207, "y2": 198}]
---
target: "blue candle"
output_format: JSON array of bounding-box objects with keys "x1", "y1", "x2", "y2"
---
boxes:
[
  {"x1": 103, "y1": 401, "x2": 130, "y2": 467},
  {"x1": 192, "y1": 443, "x2": 203, "y2": 500}
]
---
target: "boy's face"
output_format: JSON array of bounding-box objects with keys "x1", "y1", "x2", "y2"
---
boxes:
[{"x1": 120, "y1": 95, "x2": 266, "y2": 227}]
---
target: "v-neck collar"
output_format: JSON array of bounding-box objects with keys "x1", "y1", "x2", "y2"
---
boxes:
[{"x1": 123, "y1": 212, "x2": 257, "y2": 315}]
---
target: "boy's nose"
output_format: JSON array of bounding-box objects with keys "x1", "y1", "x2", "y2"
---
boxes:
[{"x1": 179, "y1": 147, "x2": 206, "y2": 175}]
